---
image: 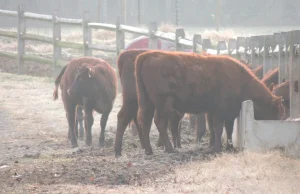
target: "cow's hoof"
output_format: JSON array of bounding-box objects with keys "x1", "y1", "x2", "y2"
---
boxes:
[
  {"x1": 115, "y1": 152, "x2": 122, "y2": 158},
  {"x1": 71, "y1": 143, "x2": 79, "y2": 148},
  {"x1": 145, "y1": 149, "x2": 153, "y2": 155},
  {"x1": 99, "y1": 141, "x2": 105, "y2": 148}
]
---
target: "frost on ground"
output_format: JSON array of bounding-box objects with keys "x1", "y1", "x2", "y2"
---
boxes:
[{"x1": 0, "y1": 71, "x2": 300, "y2": 194}]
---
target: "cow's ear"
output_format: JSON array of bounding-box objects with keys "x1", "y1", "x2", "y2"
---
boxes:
[{"x1": 88, "y1": 67, "x2": 95, "y2": 78}]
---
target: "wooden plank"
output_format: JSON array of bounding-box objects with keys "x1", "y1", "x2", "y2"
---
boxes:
[
  {"x1": 148, "y1": 22, "x2": 158, "y2": 49},
  {"x1": 250, "y1": 36, "x2": 260, "y2": 68},
  {"x1": 121, "y1": 24, "x2": 149, "y2": 36},
  {"x1": 23, "y1": 33, "x2": 52, "y2": 44},
  {"x1": 17, "y1": 5, "x2": 25, "y2": 74},
  {"x1": 23, "y1": 54, "x2": 53, "y2": 65},
  {"x1": 176, "y1": 28, "x2": 185, "y2": 51},
  {"x1": 83, "y1": 11, "x2": 92, "y2": 56},
  {"x1": 277, "y1": 33, "x2": 286, "y2": 83},
  {"x1": 23, "y1": 12, "x2": 52, "y2": 22},
  {"x1": 56, "y1": 40, "x2": 83, "y2": 49},
  {"x1": 228, "y1": 38, "x2": 236, "y2": 57},
  {"x1": 263, "y1": 35, "x2": 273, "y2": 76},
  {"x1": 217, "y1": 40, "x2": 227, "y2": 55},
  {"x1": 288, "y1": 30, "x2": 300, "y2": 118},
  {"x1": 258, "y1": 36, "x2": 265, "y2": 67},
  {"x1": 193, "y1": 34, "x2": 202, "y2": 53},
  {"x1": 0, "y1": 9, "x2": 17, "y2": 17},
  {"x1": 52, "y1": 11, "x2": 61, "y2": 75},
  {"x1": 88, "y1": 44, "x2": 116, "y2": 53},
  {"x1": 0, "y1": 51, "x2": 18, "y2": 59},
  {"x1": 116, "y1": 17, "x2": 125, "y2": 55},
  {"x1": 88, "y1": 23, "x2": 116, "y2": 31},
  {"x1": 0, "y1": 30, "x2": 17, "y2": 39},
  {"x1": 153, "y1": 31, "x2": 175, "y2": 42},
  {"x1": 236, "y1": 37, "x2": 245, "y2": 60},
  {"x1": 56, "y1": 17, "x2": 82, "y2": 25},
  {"x1": 202, "y1": 39, "x2": 212, "y2": 52},
  {"x1": 282, "y1": 32, "x2": 291, "y2": 80}
]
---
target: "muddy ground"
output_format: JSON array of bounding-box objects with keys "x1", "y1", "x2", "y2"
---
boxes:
[{"x1": 1, "y1": 57, "x2": 300, "y2": 193}]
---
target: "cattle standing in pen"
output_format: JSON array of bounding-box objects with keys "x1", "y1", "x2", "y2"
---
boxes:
[
  {"x1": 114, "y1": 49, "x2": 184, "y2": 157},
  {"x1": 53, "y1": 57, "x2": 117, "y2": 148},
  {"x1": 135, "y1": 51, "x2": 285, "y2": 155}
]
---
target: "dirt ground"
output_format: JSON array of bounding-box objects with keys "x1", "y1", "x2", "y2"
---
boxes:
[{"x1": 1, "y1": 59, "x2": 300, "y2": 194}]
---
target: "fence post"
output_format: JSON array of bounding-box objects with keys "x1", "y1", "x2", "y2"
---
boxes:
[
  {"x1": 193, "y1": 34, "x2": 202, "y2": 53},
  {"x1": 278, "y1": 33, "x2": 286, "y2": 83},
  {"x1": 262, "y1": 35, "x2": 273, "y2": 76},
  {"x1": 175, "y1": 28, "x2": 185, "y2": 51},
  {"x1": 52, "y1": 11, "x2": 61, "y2": 75},
  {"x1": 148, "y1": 22, "x2": 158, "y2": 49},
  {"x1": 116, "y1": 16, "x2": 125, "y2": 55},
  {"x1": 83, "y1": 11, "x2": 92, "y2": 56},
  {"x1": 236, "y1": 37, "x2": 245, "y2": 60},
  {"x1": 282, "y1": 32, "x2": 291, "y2": 80},
  {"x1": 228, "y1": 38, "x2": 236, "y2": 57},
  {"x1": 250, "y1": 36, "x2": 259, "y2": 68},
  {"x1": 288, "y1": 30, "x2": 300, "y2": 118},
  {"x1": 245, "y1": 37, "x2": 251, "y2": 64},
  {"x1": 217, "y1": 40, "x2": 226, "y2": 55},
  {"x1": 17, "y1": 4, "x2": 25, "y2": 74},
  {"x1": 202, "y1": 39, "x2": 212, "y2": 53},
  {"x1": 258, "y1": 35, "x2": 265, "y2": 67},
  {"x1": 272, "y1": 33, "x2": 280, "y2": 70}
]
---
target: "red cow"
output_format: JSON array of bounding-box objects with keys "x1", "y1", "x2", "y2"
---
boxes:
[
  {"x1": 114, "y1": 49, "x2": 184, "y2": 156},
  {"x1": 135, "y1": 51, "x2": 285, "y2": 154},
  {"x1": 53, "y1": 57, "x2": 118, "y2": 148}
]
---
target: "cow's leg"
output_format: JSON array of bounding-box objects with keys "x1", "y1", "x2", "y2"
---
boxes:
[
  {"x1": 76, "y1": 105, "x2": 84, "y2": 140},
  {"x1": 66, "y1": 103, "x2": 78, "y2": 148},
  {"x1": 133, "y1": 116, "x2": 145, "y2": 149},
  {"x1": 137, "y1": 105, "x2": 155, "y2": 155},
  {"x1": 189, "y1": 114, "x2": 196, "y2": 130},
  {"x1": 169, "y1": 112, "x2": 182, "y2": 148},
  {"x1": 156, "y1": 134, "x2": 164, "y2": 148},
  {"x1": 83, "y1": 106, "x2": 94, "y2": 146},
  {"x1": 154, "y1": 98, "x2": 174, "y2": 153},
  {"x1": 212, "y1": 116, "x2": 224, "y2": 153},
  {"x1": 99, "y1": 111, "x2": 109, "y2": 148},
  {"x1": 177, "y1": 119, "x2": 182, "y2": 148},
  {"x1": 225, "y1": 119, "x2": 234, "y2": 151},
  {"x1": 114, "y1": 102, "x2": 137, "y2": 156},
  {"x1": 195, "y1": 113, "x2": 206, "y2": 143},
  {"x1": 206, "y1": 113, "x2": 215, "y2": 147},
  {"x1": 130, "y1": 121, "x2": 138, "y2": 137}
]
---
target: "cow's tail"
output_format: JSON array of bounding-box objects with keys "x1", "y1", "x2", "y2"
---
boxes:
[
  {"x1": 134, "y1": 52, "x2": 152, "y2": 123},
  {"x1": 53, "y1": 65, "x2": 67, "y2": 100}
]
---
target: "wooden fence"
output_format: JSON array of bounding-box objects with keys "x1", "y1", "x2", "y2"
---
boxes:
[
  {"x1": 0, "y1": 6, "x2": 300, "y2": 119},
  {"x1": 0, "y1": 5, "x2": 199, "y2": 75}
]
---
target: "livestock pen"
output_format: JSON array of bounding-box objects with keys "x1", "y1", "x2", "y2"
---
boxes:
[{"x1": 0, "y1": 5, "x2": 300, "y2": 193}]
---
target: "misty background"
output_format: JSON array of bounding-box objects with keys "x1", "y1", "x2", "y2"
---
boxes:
[{"x1": 0, "y1": 0, "x2": 299, "y2": 28}]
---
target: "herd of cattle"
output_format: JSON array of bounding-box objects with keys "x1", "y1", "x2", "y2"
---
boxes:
[{"x1": 52, "y1": 49, "x2": 289, "y2": 157}]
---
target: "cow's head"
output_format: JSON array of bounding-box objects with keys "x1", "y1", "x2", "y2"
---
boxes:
[{"x1": 67, "y1": 63, "x2": 96, "y2": 97}]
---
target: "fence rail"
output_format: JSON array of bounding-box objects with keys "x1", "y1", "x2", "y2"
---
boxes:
[
  {"x1": 0, "y1": 6, "x2": 300, "y2": 118},
  {"x1": 0, "y1": 6, "x2": 198, "y2": 75}
]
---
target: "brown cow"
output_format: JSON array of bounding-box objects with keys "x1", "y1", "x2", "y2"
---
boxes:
[
  {"x1": 53, "y1": 57, "x2": 118, "y2": 148},
  {"x1": 273, "y1": 81, "x2": 290, "y2": 119},
  {"x1": 114, "y1": 49, "x2": 184, "y2": 157},
  {"x1": 135, "y1": 51, "x2": 285, "y2": 154},
  {"x1": 204, "y1": 63, "x2": 276, "y2": 150}
]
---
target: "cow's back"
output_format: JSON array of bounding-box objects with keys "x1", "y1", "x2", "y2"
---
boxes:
[
  {"x1": 118, "y1": 50, "x2": 147, "y2": 101},
  {"x1": 136, "y1": 51, "x2": 250, "y2": 117}
]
